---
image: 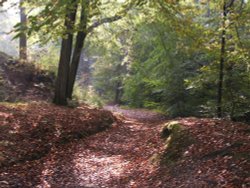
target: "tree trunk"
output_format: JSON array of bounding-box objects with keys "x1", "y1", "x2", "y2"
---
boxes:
[
  {"x1": 114, "y1": 81, "x2": 122, "y2": 104},
  {"x1": 217, "y1": 0, "x2": 235, "y2": 117},
  {"x1": 217, "y1": 2, "x2": 227, "y2": 118},
  {"x1": 67, "y1": 1, "x2": 89, "y2": 99},
  {"x1": 67, "y1": 32, "x2": 87, "y2": 99},
  {"x1": 53, "y1": 2, "x2": 77, "y2": 105},
  {"x1": 19, "y1": 0, "x2": 27, "y2": 61},
  {"x1": 206, "y1": 0, "x2": 211, "y2": 17}
]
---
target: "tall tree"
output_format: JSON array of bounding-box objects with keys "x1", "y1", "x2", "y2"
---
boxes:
[
  {"x1": 19, "y1": 0, "x2": 27, "y2": 61},
  {"x1": 217, "y1": 0, "x2": 235, "y2": 118},
  {"x1": 67, "y1": 0, "x2": 89, "y2": 99},
  {"x1": 54, "y1": 0, "x2": 129, "y2": 104},
  {"x1": 53, "y1": 0, "x2": 78, "y2": 105}
]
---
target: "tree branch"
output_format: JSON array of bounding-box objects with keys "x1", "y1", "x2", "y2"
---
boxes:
[
  {"x1": 225, "y1": 0, "x2": 235, "y2": 10},
  {"x1": 0, "y1": 0, "x2": 8, "y2": 6},
  {"x1": 86, "y1": 2, "x2": 134, "y2": 33},
  {"x1": 87, "y1": 15, "x2": 123, "y2": 33}
]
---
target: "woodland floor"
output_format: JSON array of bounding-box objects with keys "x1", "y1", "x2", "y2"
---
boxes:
[{"x1": 0, "y1": 104, "x2": 249, "y2": 188}]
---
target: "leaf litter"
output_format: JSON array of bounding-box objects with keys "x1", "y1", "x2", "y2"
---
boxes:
[{"x1": 0, "y1": 104, "x2": 249, "y2": 187}]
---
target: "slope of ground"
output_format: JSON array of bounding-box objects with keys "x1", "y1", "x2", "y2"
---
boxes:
[
  {"x1": 0, "y1": 105, "x2": 249, "y2": 187},
  {"x1": 0, "y1": 52, "x2": 54, "y2": 102},
  {"x1": 157, "y1": 118, "x2": 250, "y2": 187},
  {"x1": 0, "y1": 102, "x2": 115, "y2": 170}
]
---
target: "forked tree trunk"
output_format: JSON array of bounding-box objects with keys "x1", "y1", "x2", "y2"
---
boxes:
[
  {"x1": 19, "y1": 0, "x2": 27, "y2": 61},
  {"x1": 53, "y1": 1, "x2": 77, "y2": 105},
  {"x1": 67, "y1": 0, "x2": 89, "y2": 99}
]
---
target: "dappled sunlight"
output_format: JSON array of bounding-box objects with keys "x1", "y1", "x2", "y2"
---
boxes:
[
  {"x1": 0, "y1": 104, "x2": 249, "y2": 187},
  {"x1": 104, "y1": 106, "x2": 166, "y2": 122},
  {"x1": 0, "y1": 111, "x2": 13, "y2": 128},
  {"x1": 73, "y1": 152, "x2": 129, "y2": 186},
  {"x1": 0, "y1": 111, "x2": 12, "y2": 118},
  {"x1": 126, "y1": 121, "x2": 149, "y2": 131},
  {"x1": 39, "y1": 168, "x2": 53, "y2": 188}
]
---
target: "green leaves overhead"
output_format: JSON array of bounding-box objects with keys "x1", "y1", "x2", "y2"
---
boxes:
[{"x1": 14, "y1": 0, "x2": 140, "y2": 42}]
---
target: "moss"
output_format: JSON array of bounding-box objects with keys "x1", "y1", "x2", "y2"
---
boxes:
[
  {"x1": 161, "y1": 121, "x2": 194, "y2": 166},
  {"x1": 161, "y1": 121, "x2": 183, "y2": 138},
  {"x1": 150, "y1": 153, "x2": 161, "y2": 165},
  {"x1": 0, "y1": 102, "x2": 29, "y2": 110}
]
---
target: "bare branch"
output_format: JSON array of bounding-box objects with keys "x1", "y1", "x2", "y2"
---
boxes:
[
  {"x1": 86, "y1": 2, "x2": 135, "y2": 33},
  {"x1": 87, "y1": 15, "x2": 123, "y2": 33}
]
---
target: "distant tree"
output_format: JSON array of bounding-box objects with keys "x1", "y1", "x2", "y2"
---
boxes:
[
  {"x1": 121, "y1": 0, "x2": 250, "y2": 118},
  {"x1": 91, "y1": 27, "x2": 130, "y2": 104}
]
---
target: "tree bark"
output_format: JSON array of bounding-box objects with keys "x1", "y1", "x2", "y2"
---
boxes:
[
  {"x1": 217, "y1": 0, "x2": 235, "y2": 117},
  {"x1": 67, "y1": 1, "x2": 89, "y2": 99},
  {"x1": 53, "y1": 1, "x2": 77, "y2": 105},
  {"x1": 206, "y1": 0, "x2": 211, "y2": 17},
  {"x1": 114, "y1": 81, "x2": 122, "y2": 104},
  {"x1": 66, "y1": 1, "x2": 125, "y2": 99},
  {"x1": 217, "y1": 31, "x2": 225, "y2": 118},
  {"x1": 19, "y1": 0, "x2": 27, "y2": 61}
]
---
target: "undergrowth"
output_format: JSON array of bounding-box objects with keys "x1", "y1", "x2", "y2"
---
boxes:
[{"x1": 73, "y1": 84, "x2": 103, "y2": 108}]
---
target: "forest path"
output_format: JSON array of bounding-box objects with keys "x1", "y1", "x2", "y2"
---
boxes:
[
  {"x1": 3, "y1": 105, "x2": 166, "y2": 188},
  {"x1": 1, "y1": 105, "x2": 249, "y2": 187},
  {"x1": 35, "y1": 106, "x2": 167, "y2": 187}
]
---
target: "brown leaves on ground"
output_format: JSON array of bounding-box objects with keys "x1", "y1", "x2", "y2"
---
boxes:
[
  {"x1": 0, "y1": 102, "x2": 115, "y2": 169},
  {"x1": 0, "y1": 105, "x2": 249, "y2": 187},
  {"x1": 157, "y1": 118, "x2": 250, "y2": 188}
]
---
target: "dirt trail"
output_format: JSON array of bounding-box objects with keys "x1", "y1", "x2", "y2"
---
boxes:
[
  {"x1": 104, "y1": 105, "x2": 166, "y2": 122},
  {"x1": 0, "y1": 106, "x2": 167, "y2": 188}
]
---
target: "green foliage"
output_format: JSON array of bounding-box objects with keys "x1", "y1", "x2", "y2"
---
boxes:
[
  {"x1": 121, "y1": 6, "x2": 205, "y2": 117},
  {"x1": 121, "y1": 0, "x2": 250, "y2": 118},
  {"x1": 185, "y1": 0, "x2": 250, "y2": 118},
  {"x1": 73, "y1": 84, "x2": 103, "y2": 108},
  {"x1": 87, "y1": 20, "x2": 131, "y2": 104},
  {"x1": 32, "y1": 44, "x2": 60, "y2": 74},
  {"x1": 14, "y1": 0, "x2": 138, "y2": 43}
]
